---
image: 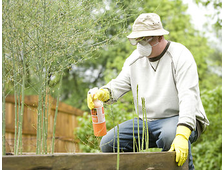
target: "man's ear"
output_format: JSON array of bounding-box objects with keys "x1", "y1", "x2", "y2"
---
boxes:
[{"x1": 158, "y1": 36, "x2": 163, "y2": 42}]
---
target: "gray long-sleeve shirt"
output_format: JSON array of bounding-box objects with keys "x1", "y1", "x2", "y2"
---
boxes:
[{"x1": 103, "y1": 41, "x2": 209, "y2": 132}]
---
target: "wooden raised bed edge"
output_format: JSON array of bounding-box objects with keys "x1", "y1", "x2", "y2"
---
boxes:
[{"x1": 2, "y1": 152, "x2": 188, "y2": 170}]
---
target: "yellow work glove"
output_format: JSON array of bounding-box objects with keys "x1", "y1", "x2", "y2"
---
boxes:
[
  {"x1": 87, "y1": 88, "x2": 110, "y2": 110},
  {"x1": 169, "y1": 125, "x2": 191, "y2": 166},
  {"x1": 94, "y1": 89, "x2": 110, "y2": 101}
]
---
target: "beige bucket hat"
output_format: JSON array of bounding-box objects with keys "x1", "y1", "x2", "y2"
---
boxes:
[{"x1": 127, "y1": 13, "x2": 169, "y2": 39}]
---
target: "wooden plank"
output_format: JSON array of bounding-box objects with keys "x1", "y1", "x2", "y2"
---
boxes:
[
  {"x1": 5, "y1": 132, "x2": 79, "y2": 153},
  {"x1": 2, "y1": 152, "x2": 188, "y2": 170},
  {"x1": 5, "y1": 95, "x2": 84, "y2": 116},
  {"x1": 24, "y1": 105, "x2": 37, "y2": 134},
  {"x1": 51, "y1": 101, "x2": 84, "y2": 116},
  {"x1": 5, "y1": 103, "x2": 15, "y2": 130},
  {"x1": 5, "y1": 95, "x2": 39, "y2": 107}
]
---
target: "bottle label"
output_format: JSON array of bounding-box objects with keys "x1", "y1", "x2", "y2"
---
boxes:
[{"x1": 91, "y1": 107, "x2": 105, "y2": 124}]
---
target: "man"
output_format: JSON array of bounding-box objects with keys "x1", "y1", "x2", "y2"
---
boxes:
[{"x1": 87, "y1": 13, "x2": 209, "y2": 170}]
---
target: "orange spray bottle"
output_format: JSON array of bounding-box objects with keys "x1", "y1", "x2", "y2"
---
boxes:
[{"x1": 89, "y1": 88, "x2": 107, "y2": 137}]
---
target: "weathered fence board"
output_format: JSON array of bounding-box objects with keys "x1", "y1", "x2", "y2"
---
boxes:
[
  {"x1": 2, "y1": 152, "x2": 188, "y2": 170},
  {"x1": 5, "y1": 95, "x2": 84, "y2": 153}
]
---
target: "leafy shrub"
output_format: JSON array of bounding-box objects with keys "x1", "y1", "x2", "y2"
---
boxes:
[{"x1": 192, "y1": 86, "x2": 222, "y2": 169}]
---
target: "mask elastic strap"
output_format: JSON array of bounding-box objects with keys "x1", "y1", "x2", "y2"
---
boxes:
[{"x1": 151, "y1": 41, "x2": 159, "y2": 47}]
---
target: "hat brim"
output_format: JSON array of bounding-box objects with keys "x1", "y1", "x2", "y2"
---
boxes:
[{"x1": 127, "y1": 29, "x2": 169, "y2": 39}]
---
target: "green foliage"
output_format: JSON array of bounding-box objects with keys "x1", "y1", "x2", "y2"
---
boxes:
[
  {"x1": 194, "y1": 0, "x2": 222, "y2": 36},
  {"x1": 3, "y1": 0, "x2": 136, "y2": 100},
  {"x1": 192, "y1": 86, "x2": 222, "y2": 169},
  {"x1": 2, "y1": 0, "x2": 140, "y2": 154},
  {"x1": 193, "y1": 134, "x2": 222, "y2": 170}
]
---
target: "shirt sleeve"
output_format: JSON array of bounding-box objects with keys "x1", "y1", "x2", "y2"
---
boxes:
[
  {"x1": 101, "y1": 58, "x2": 131, "y2": 104},
  {"x1": 175, "y1": 46, "x2": 199, "y2": 131}
]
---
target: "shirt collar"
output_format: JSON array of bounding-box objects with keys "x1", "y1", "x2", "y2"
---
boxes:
[{"x1": 149, "y1": 41, "x2": 171, "y2": 62}]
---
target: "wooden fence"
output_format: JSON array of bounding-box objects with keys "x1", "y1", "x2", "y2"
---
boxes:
[{"x1": 4, "y1": 95, "x2": 84, "y2": 154}]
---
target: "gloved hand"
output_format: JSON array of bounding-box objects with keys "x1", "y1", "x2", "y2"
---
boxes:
[
  {"x1": 169, "y1": 125, "x2": 191, "y2": 166},
  {"x1": 87, "y1": 88, "x2": 110, "y2": 110}
]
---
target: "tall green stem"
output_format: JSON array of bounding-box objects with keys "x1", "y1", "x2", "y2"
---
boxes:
[
  {"x1": 137, "y1": 85, "x2": 140, "y2": 151},
  {"x1": 141, "y1": 98, "x2": 145, "y2": 151},
  {"x1": 15, "y1": 89, "x2": 21, "y2": 155},
  {"x1": 19, "y1": 68, "x2": 25, "y2": 155},
  {"x1": 44, "y1": 93, "x2": 50, "y2": 154},
  {"x1": 144, "y1": 98, "x2": 149, "y2": 150},
  {"x1": 36, "y1": 86, "x2": 43, "y2": 154},
  {"x1": 42, "y1": 93, "x2": 47, "y2": 154},
  {"x1": 132, "y1": 116, "x2": 135, "y2": 152},
  {"x1": 51, "y1": 73, "x2": 63, "y2": 154},
  {"x1": 116, "y1": 124, "x2": 120, "y2": 170},
  {"x1": 2, "y1": 50, "x2": 6, "y2": 155},
  {"x1": 36, "y1": 27, "x2": 43, "y2": 154},
  {"x1": 13, "y1": 70, "x2": 18, "y2": 154},
  {"x1": 16, "y1": 48, "x2": 26, "y2": 155},
  {"x1": 42, "y1": 0, "x2": 48, "y2": 154}
]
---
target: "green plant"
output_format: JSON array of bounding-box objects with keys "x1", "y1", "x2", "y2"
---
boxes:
[
  {"x1": 192, "y1": 86, "x2": 222, "y2": 169},
  {"x1": 2, "y1": 0, "x2": 136, "y2": 155}
]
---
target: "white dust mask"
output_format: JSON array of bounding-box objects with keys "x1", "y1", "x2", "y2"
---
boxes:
[
  {"x1": 137, "y1": 43, "x2": 152, "y2": 56},
  {"x1": 137, "y1": 38, "x2": 159, "y2": 57}
]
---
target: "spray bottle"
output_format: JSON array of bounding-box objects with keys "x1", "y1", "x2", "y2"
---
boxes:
[{"x1": 89, "y1": 87, "x2": 107, "y2": 137}]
